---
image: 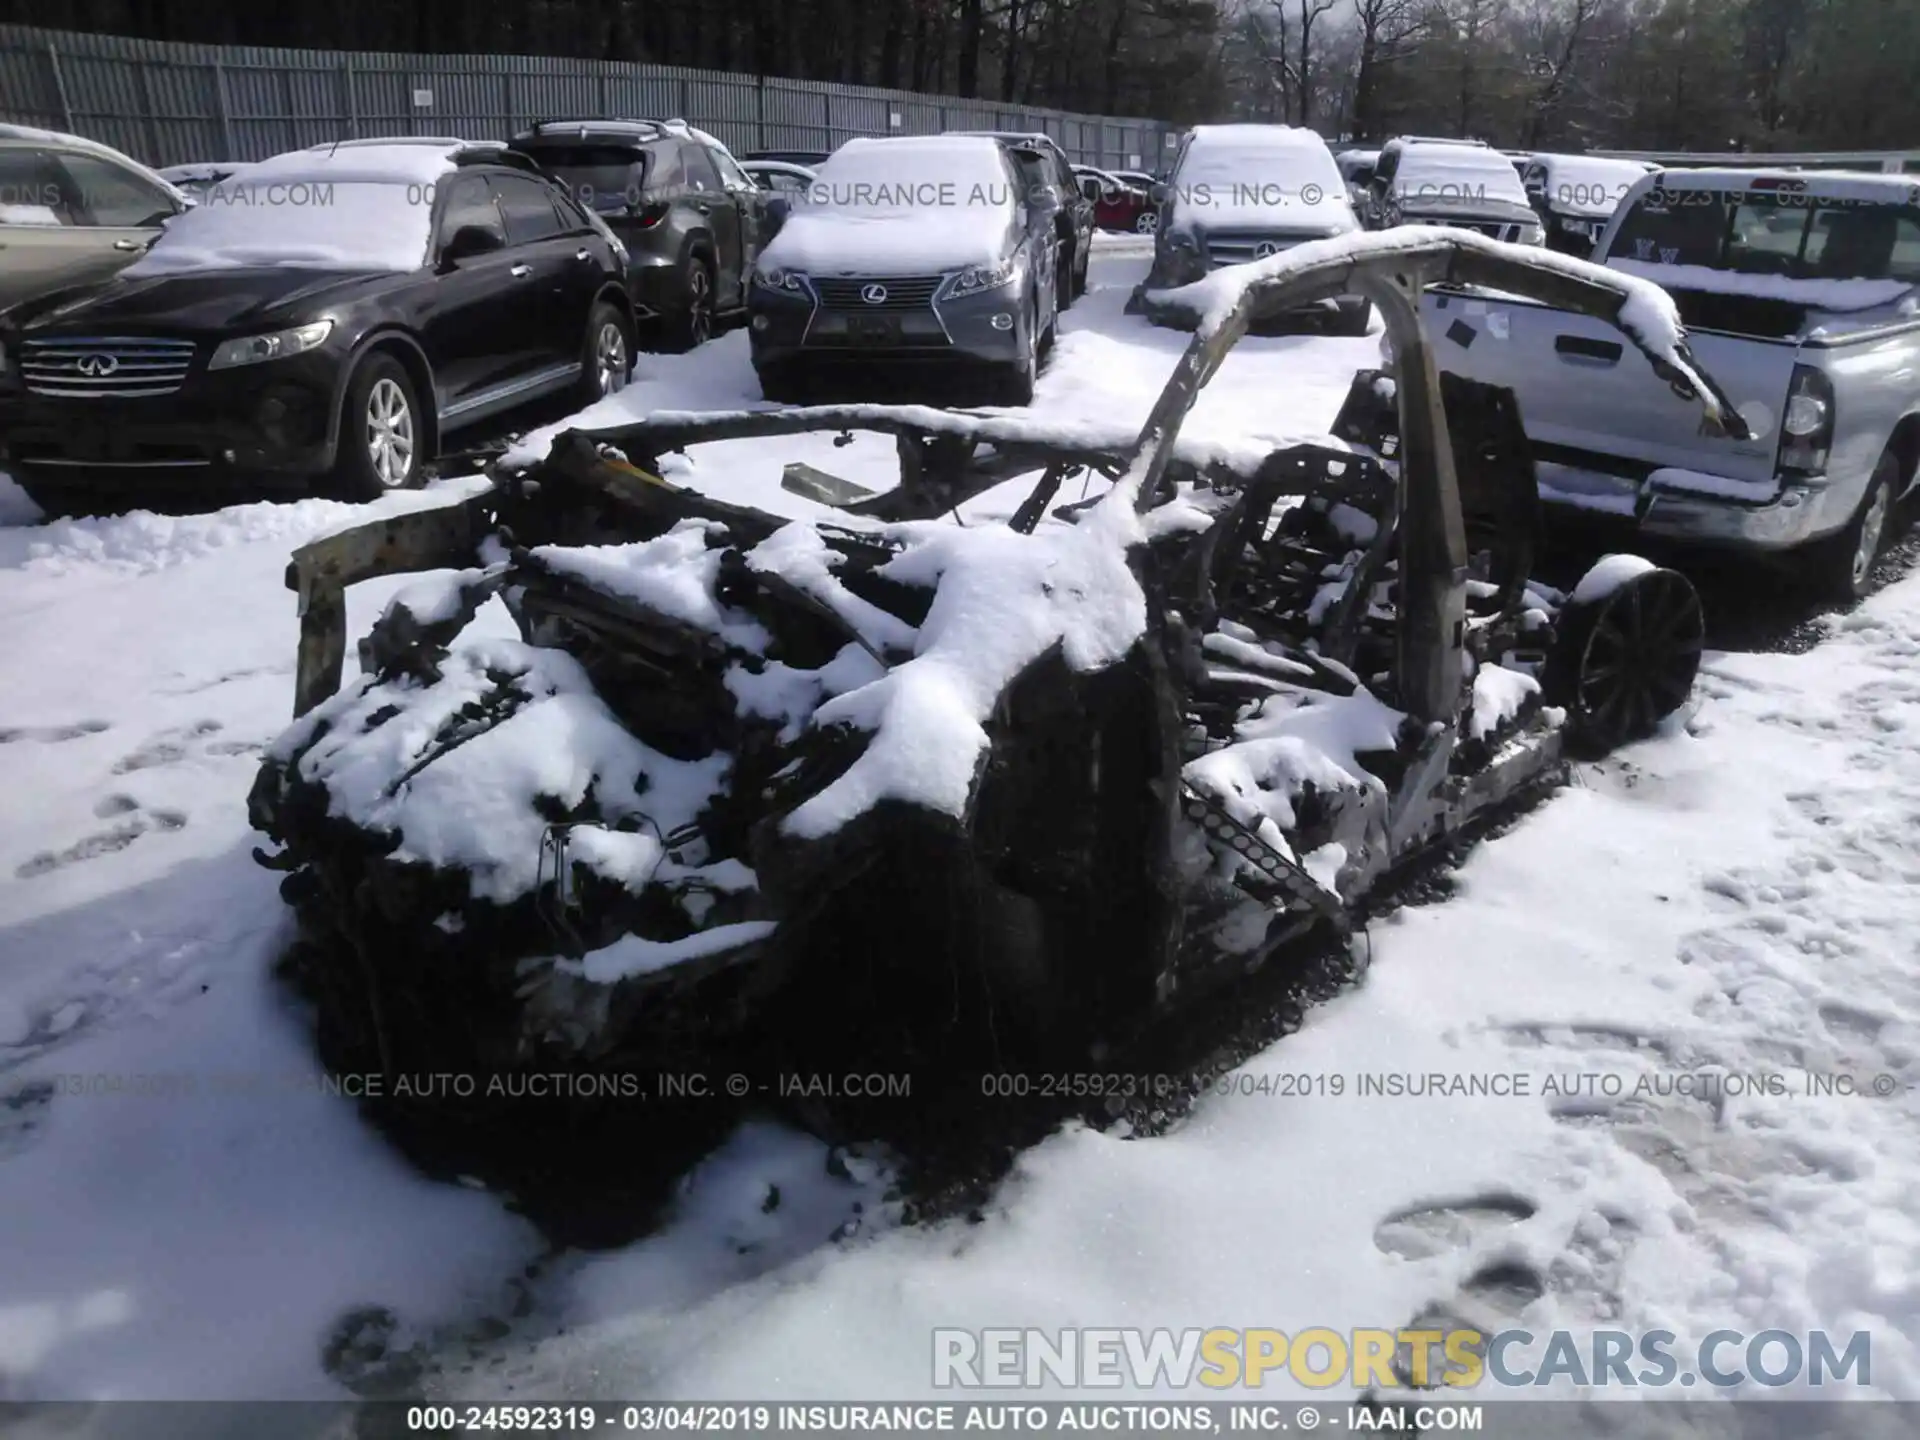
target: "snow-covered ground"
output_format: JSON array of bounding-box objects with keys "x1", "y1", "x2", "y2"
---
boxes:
[{"x1": 1, "y1": 234, "x2": 1915, "y2": 1409}]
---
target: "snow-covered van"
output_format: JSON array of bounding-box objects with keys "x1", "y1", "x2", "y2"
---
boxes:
[
  {"x1": 1521, "y1": 153, "x2": 1662, "y2": 256},
  {"x1": 1424, "y1": 168, "x2": 1920, "y2": 598},
  {"x1": 1366, "y1": 139, "x2": 1543, "y2": 245},
  {"x1": 1133, "y1": 124, "x2": 1368, "y2": 333}
]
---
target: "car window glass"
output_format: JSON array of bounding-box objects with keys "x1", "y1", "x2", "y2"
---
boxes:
[
  {"x1": 1802, "y1": 201, "x2": 1920, "y2": 281},
  {"x1": 492, "y1": 173, "x2": 568, "y2": 245},
  {"x1": 708, "y1": 146, "x2": 754, "y2": 191},
  {"x1": 0, "y1": 148, "x2": 71, "y2": 224},
  {"x1": 436, "y1": 172, "x2": 504, "y2": 250},
  {"x1": 1079, "y1": 176, "x2": 1102, "y2": 202},
  {"x1": 50, "y1": 153, "x2": 175, "y2": 227},
  {"x1": 1611, "y1": 189, "x2": 1729, "y2": 265},
  {"x1": 645, "y1": 141, "x2": 685, "y2": 195},
  {"x1": 521, "y1": 144, "x2": 644, "y2": 214},
  {"x1": 681, "y1": 142, "x2": 722, "y2": 193}
]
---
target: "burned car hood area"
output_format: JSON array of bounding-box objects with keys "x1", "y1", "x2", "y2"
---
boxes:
[{"x1": 247, "y1": 230, "x2": 1730, "y2": 1235}]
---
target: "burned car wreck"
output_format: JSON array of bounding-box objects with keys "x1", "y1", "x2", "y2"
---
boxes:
[{"x1": 249, "y1": 230, "x2": 1734, "y2": 1204}]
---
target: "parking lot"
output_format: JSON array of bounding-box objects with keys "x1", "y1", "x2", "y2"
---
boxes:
[{"x1": 0, "y1": 227, "x2": 1916, "y2": 1403}]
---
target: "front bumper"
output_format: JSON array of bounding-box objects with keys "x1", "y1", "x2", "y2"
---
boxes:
[
  {"x1": 1537, "y1": 460, "x2": 1857, "y2": 551},
  {"x1": 747, "y1": 277, "x2": 1029, "y2": 370},
  {"x1": 0, "y1": 345, "x2": 341, "y2": 491}
]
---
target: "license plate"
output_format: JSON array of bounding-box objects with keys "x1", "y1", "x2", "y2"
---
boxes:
[{"x1": 850, "y1": 315, "x2": 901, "y2": 341}]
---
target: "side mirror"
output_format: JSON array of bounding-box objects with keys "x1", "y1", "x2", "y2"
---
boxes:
[
  {"x1": 1148, "y1": 182, "x2": 1170, "y2": 205},
  {"x1": 441, "y1": 224, "x2": 504, "y2": 265},
  {"x1": 765, "y1": 195, "x2": 791, "y2": 230}
]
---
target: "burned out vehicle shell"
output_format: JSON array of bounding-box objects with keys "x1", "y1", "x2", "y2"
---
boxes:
[{"x1": 248, "y1": 232, "x2": 1732, "y2": 1185}]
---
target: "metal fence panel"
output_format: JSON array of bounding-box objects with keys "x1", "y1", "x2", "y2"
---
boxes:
[{"x1": 0, "y1": 21, "x2": 1178, "y2": 171}]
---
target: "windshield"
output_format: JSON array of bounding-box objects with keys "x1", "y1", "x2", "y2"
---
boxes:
[
  {"x1": 123, "y1": 178, "x2": 432, "y2": 273},
  {"x1": 1611, "y1": 189, "x2": 1920, "y2": 281},
  {"x1": 806, "y1": 142, "x2": 1016, "y2": 216},
  {"x1": 1393, "y1": 147, "x2": 1530, "y2": 208},
  {"x1": 519, "y1": 144, "x2": 651, "y2": 213}
]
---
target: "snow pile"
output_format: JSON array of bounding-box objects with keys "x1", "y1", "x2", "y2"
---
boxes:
[
  {"x1": 1469, "y1": 662, "x2": 1540, "y2": 740},
  {"x1": 531, "y1": 522, "x2": 775, "y2": 653},
  {"x1": 1606, "y1": 258, "x2": 1914, "y2": 313},
  {"x1": 123, "y1": 144, "x2": 458, "y2": 275},
  {"x1": 763, "y1": 135, "x2": 1020, "y2": 276},
  {"x1": 781, "y1": 498, "x2": 1150, "y2": 839},
  {"x1": 272, "y1": 637, "x2": 731, "y2": 904},
  {"x1": 1183, "y1": 685, "x2": 1403, "y2": 862}
]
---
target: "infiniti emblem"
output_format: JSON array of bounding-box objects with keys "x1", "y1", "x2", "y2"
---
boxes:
[
  {"x1": 77, "y1": 354, "x2": 120, "y2": 377},
  {"x1": 860, "y1": 283, "x2": 888, "y2": 304},
  {"x1": 1253, "y1": 241, "x2": 1280, "y2": 259}
]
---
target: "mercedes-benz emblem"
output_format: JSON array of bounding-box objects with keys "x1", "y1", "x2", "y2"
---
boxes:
[
  {"x1": 77, "y1": 354, "x2": 119, "y2": 377},
  {"x1": 860, "y1": 283, "x2": 888, "y2": 304},
  {"x1": 1253, "y1": 241, "x2": 1280, "y2": 259}
]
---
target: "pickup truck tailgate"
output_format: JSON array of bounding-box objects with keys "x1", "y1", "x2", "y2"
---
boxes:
[{"x1": 1422, "y1": 287, "x2": 1794, "y2": 494}]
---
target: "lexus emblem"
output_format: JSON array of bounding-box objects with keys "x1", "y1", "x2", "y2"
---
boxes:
[
  {"x1": 860, "y1": 283, "x2": 888, "y2": 304},
  {"x1": 77, "y1": 354, "x2": 119, "y2": 377},
  {"x1": 1253, "y1": 241, "x2": 1280, "y2": 259}
]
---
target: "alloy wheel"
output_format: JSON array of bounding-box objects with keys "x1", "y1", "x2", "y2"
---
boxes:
[
  {"x1": 687, "y1": 265, "x2": 712, "y2": 347},
  {"x1": 365, "y1": 377, "x2": 415, "y2": 489},
  {"x1": 595, "y1": 321, "x2": 630, "y2": 397}
]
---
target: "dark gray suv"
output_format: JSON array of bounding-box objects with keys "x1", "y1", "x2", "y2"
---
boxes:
[{"x1": 508, "y1": 119, "x2": 775, "y2": 351}]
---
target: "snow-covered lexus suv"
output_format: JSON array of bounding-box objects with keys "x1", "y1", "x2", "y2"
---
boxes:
[
  {"x1": 747, "y1": 135, "x2": 1061, "y2": 406},
  {"x1": 1130, "y1": 124, "x2": 1369, "y2": 333},
  {"x1": 0, "y1": 140, "x2": 635, "y2": 515}
]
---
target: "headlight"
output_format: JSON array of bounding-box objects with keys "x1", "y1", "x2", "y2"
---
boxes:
[
  {"x1": 754, "y1": 266, "x2": 808, "y2": 293},
  {"x1": 208, "y1": 320, "x2": 333, "y2": 370},
  {"x1": 943, "y1": 259, "x2": 1018, "y2": 300},
  {"x1": 1517, "y1": 223, "x2": 1546, "y2": 246}
]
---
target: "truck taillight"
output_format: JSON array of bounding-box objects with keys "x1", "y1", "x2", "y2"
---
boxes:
[{"x1": 1777, "y1": 364, "x2": 1833, "y2": 476}]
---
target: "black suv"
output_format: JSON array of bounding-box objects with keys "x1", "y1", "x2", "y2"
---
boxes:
[
  {"x1": 946, "y1": 131, "x2": 1094, "y2": 306},
  {"x1": 509, "y1": 120, "x2": 775, "y2": 351},
  {"x1": 0, "y1": 139, "x2": 634, "y2": 514}
]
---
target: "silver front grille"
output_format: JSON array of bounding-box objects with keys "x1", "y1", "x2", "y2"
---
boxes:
[
  {"x1": 1430, "y1": 220, "x2": 1524, "y2": 242},
  {"x1": 1205, "y1": 233, "x2": 1308, "y2": 269},
  {"x1": 812, "y1": 276, "x2": 945, "y2": 310},
  {"x1": 20, "y1": 336, "x2": 197, "y2": 398}
]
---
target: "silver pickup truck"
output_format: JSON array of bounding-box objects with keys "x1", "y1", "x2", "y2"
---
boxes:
[{"x1": 1422, "y1": 167, "x2": 1920, "y2": 598}]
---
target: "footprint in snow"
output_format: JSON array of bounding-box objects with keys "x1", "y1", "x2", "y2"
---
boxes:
[
  {"x1": 14, "y1": 798, "x2": 189, "y2": 878},
  {"x1": 112, "y1": 718, "x2": 230, "y2": 774},
  {"x1": 0, "y1": 720, "x2": 112, "y2": 744},
  {"x1": 0, "y1": 1079, "x2": 55, "y2": 1162},
  {"x1": 1372, "y1": 1192, "x2": 1535, "y2": 1261}
]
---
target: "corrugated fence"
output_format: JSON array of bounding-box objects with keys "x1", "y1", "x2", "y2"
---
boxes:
[{"x1": 0, "y1": 23, "x2": 1180, "y2": 173}]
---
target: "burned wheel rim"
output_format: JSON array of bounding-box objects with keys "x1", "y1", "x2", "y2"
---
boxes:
[
  {"x1": 364, "y1": 377, "x2": 415, "y2": 489},
  {"x1": 1566, "y1": 568, "x2": 1704, "y2": 750}
]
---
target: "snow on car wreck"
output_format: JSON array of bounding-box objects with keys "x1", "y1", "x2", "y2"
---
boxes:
[{"x1": 247, "y1": 230, "x2": 1734, "y2": 1201}]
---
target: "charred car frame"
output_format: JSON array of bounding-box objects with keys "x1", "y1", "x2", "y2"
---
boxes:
[{"x1": 248, "y1": 233, "x2": 1734, "y2": 1203}]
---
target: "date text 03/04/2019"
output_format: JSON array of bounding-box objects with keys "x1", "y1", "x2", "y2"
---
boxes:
[{"x1": 400, "y1": 1402, "x2": 1486, "y2": 1431}]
